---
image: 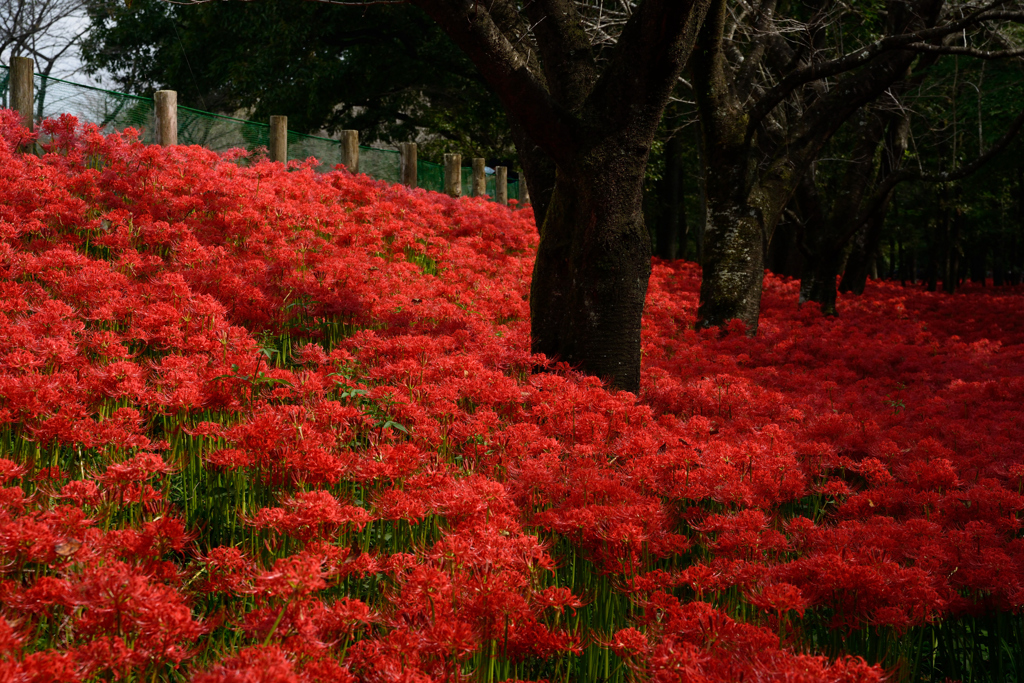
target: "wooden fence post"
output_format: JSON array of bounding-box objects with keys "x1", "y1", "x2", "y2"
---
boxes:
[
  {"x1": 11, "y1": 56, "x2": 34, "y2": 132},
  {"x1": 519, "y1": 172, "x2": 530, "y2": 206},
  {"x1": 496, "y1": 166, "x2": 508, "y2": 205},
  {"x1": 340, "y1": 130, "x2": 359, "y2": 173},
  {"x1": 444, "y1": 154, "x2": 462, "y2": 197},
  {"x1": 154, "y1": 90, "x2": 177, "y2": 146},
  {"x1": 269, "y1": 115, "x2": 287, "y2": 163},
  {"x1": 472, "y1": 157, "x2": 486, "y2": 197},
  {"x1": 400, "y1": 142, "x2": 418, "y2": 188}
]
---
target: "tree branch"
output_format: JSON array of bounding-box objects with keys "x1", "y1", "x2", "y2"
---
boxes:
[
  {"x1": 410, "y1": 0, "x2": 579, "y2": 163},
  {"x1": 903, "y1": 42, "x2": 1024, "y2": 58},
  {"x1": 585, "y1": 0, "x2": 712, "y2": 136},
  {"x1": 861, "y1": 103, "x2": 1024, "y2": 228},
  {"x1": 746, "y1": 8, "x2": 1024, "y2": 136},
  {"x1": 521, "y1": 0, "x2": 598, "y2": 109}
]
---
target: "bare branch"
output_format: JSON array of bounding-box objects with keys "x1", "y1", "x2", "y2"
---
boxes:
[
  {"x1": 903, "y1": 42, "x2": 1024, "y2": 57},
  {"x1": 747, "y1": 8, "x2": 1024, "y2": 135}
]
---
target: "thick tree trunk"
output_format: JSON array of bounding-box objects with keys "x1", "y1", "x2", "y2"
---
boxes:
[
  {"x1": 530, "y1": 146, "x2": 651, "y2": 393},
  {"x1": 692, "y1": 1, "x2": 769, "y2": 332},
  {"x1": 413, "y1": 0, "x2": 710, "y2": 392}
]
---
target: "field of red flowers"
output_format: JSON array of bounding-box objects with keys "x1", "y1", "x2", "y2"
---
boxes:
[{"x1": 1, "y1": 111, "x2": 1023, "y2": 682}]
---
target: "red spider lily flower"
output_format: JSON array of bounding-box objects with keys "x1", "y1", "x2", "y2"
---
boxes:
[
  {"x1": 3, "y1": 649, "x2": 86, "y2": 683},
  {"x1": 256, "y1": 553, "x2": 329, "y2": 599},
  {"x1": 248, "y1": 491, "x2": 371, "y2": 542},
  {"x1": 96, "y1": 451, "x2": 175, "y2": 488},
  {"x1": 0, "y1": 617, "x2": 22, "y2": 653},
  {"x1": 191, "y1": 644, "x2": 300, "y2": 683},
  {"x1": 0, "y1": 459, "x2": 27, "y2": 485},
  {"x1": 607, "y1": 626, "x2": 651, "y2": 658},
  {"x1": 745, "y1": 581, "x2": 811, "y2": 618},
  {"x1": 201, "y1": 546, "x2": 257, "y2": 595}
]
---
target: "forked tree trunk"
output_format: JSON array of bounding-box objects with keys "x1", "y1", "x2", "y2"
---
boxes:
[
  {"x1": 531, "y1": 145, "x2": 651, "y2": 391},
  {"x1": 413, "y1": 0, "x2": 710, "y2": 393}
]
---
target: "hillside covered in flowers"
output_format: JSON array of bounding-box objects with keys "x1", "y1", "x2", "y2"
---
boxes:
[{"x1": 1, "y1": 112, "x2": 1023, "y2": 682}]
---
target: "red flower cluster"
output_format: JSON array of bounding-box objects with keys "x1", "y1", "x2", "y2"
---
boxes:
[{"x1": 1, "y1": 110, "x2": 1021, "y2": 681}]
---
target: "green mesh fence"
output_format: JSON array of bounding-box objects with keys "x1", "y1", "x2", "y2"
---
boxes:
[
  {"x1": 0, "y1": 64, "x2": 521, "y2": 203},
  {"x1": 418, "y1": 159, "x2": 445, "y2": 194},
  {"x1": 359, "y1": 146, "x2": 401, "y2": 185}
]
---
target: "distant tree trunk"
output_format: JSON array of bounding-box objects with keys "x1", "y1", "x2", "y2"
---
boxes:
[
  {"x1": 693, "y1": 124, "x2": 707, "y2": 265},
  {"x1": 899, "y1": 240, "x2": 908, "y2": 285},
  {"x1": 993, "y1": 241, "x2": 1005, "y2": 285},
  {"x1": 795, "y1": 172, "x2": 845, "y2": 315},
  {"x1": 838, "y1": 112, "x2": 910, "y2": 296},
  {"x1": 839, "y1": 207, "x2": 889, "y2": 295},
  {"x1": 888, "y1": 236, "x2": 896, "y2": 279},
  {"x1": 927, "y1": 219, "x2": 940, "y2": 291},
  {"x1": 944, "y1": 203, "x2": 964, "y2": 293},
  {"x1": 655, "y1": 125, "x2": 687, "y2": 260},
  {"x1": 765, "y1": 218, "x2": 804, "y2": 278},
  {"x1": 1015, "y1": 166, "x2": 1024, "y2": 285}
]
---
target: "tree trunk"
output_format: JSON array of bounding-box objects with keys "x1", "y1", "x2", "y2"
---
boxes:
[
  {"x1": 799, "y1": 250, "x2": 844, "y2": 316},
  {"x1": 690, "y1": 0, "x2": 923, "y2": 331},
  {"x1": 836, "y1": 109, "x2": 909, "y2": 296},
  {"x1": 942, "y1": 205, "x2": 963, "y2": 294},
  {"x1": 794, "y1": 172, "x2": 845, "y2": 315},
  {"x1": 839, "y1": 207, "x2": 887, "y2": 295},
  {"x1": 899, "y1": 240, "x2": 908, "y2": 285},
  {"x1": 508, "y1": 114, "x2": 556, "y2": 228},
  {"x1": 927, "y1": 225, "x2": 940, "y2": 291},
  {"x1": 530, "y1": 145, "x2": 651, "y2": 392},
  {"x1": 655, "y1": 130, "x2": 687, "y2": 260},
  {"x1": 766, "y1": 218, "x2": 805, "y2": 278},
  {"x1": 693, "y1": 124, "x2": 708, "y2": 265},
  {"x1": 698, "y1": 195, "x2": 768, "y2": 332},
  {"x1": 412, "y1": 0, "x2": 710, "y2": 392}
]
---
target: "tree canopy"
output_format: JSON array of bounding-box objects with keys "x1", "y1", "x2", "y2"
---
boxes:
[{"x1": 82, "y1": 0, "x2": 515, "y2": 162}]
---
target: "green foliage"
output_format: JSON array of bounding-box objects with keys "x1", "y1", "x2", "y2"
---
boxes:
[{"x1": 82, "y1": 0, "x2": 516, "y2": 164}]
